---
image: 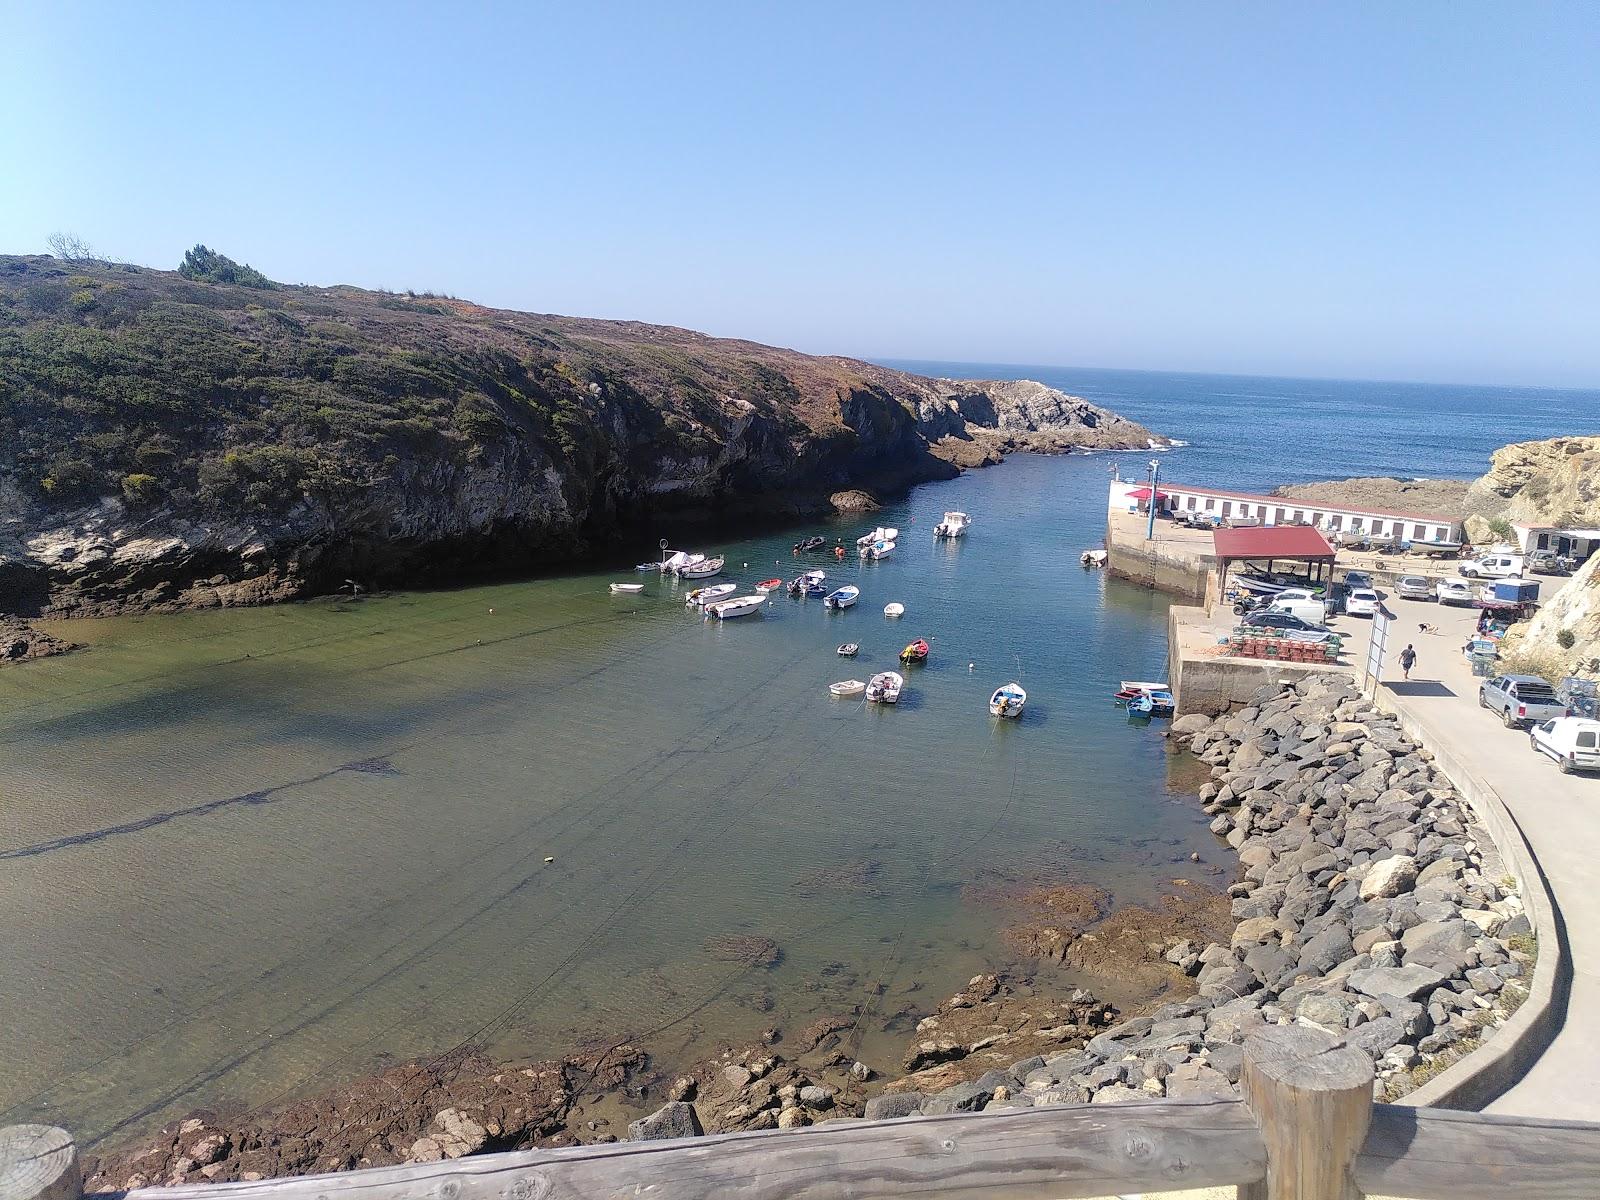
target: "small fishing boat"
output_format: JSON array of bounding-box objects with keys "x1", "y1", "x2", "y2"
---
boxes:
[
  {"x1": 634, "y1": 562, "x2": 660, "y2": 572},
  {"x1": 899, "y1": 638, "x2": 930, "y2": 664},
  {"x1": 755, "y1": 577, "x2": 784, "y2": 593},
  {"x1": 793, "y1": 535, "x2": 827, "y2": 553},
  {"x1": 883, "y1": 602, "x2": 905, "y2": 618},
  {"x1": 706, "y1": 594, "x2": 766, "y2": 620},
  {"x1": 829, "y1": 679, "x2": 866, "y2": 698},
  {"x1": 861, "y1": 539, "x2": 896, "y2": 560},
  {"x1": 1080, "y1": 549, "x2": 1108, "y2": 567},
  {"x1": 660, "y1": 550, "x2": 693, "y2": 572},
  {"x1": 934, "y1": 511, "x2": 970, "y2": 539},
  {"x1": 837, "y1": 642, "x2": 859, "y2": 656},
  {"x1": 610, "y1": 582, "x2": 645, "y2": 594},
  {"x1": 686, "y1": 582, "x2": 737, "y2": 608},
  {"x1": 785, "y1": 569, "x2": 827, "y2": 596},
  {"x1": 1126, "y1": 689, "x2": 1176, "y2": 717},
  {"x1": 678, "y1": 556, "x2": 725, "y2": 579},
  {"x1": 865, "y1": 670, "x2": 904, "y2": 704},
  {"x1": 855, "y1": 526, "x2": 900, "y2": 548},
  {"x1": 824, "y1": 585, "x2": 859, "y2": 610},
  {"x1": 989, "y1": 682, "x2": 1026, "y2": 718},
  {"x1": 805, "y1": 579, "x2": 829, "y2": 598}
]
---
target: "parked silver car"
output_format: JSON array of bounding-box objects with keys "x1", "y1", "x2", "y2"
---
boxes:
[{"x1": 1394, "y1": 574, "x2": 1434, "y2": 600}]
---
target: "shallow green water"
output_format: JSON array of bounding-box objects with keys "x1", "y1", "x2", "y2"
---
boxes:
[{"x1": 0, "y1": 453, "x2": 1215, "y2": 1146}]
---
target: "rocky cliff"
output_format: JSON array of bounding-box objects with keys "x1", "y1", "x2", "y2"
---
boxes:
[
  {"x1": 0, "y1": 255, "x2": 1163, "y2": 617},
  {"x1": 1458, "y1": 436, "x2": 1600, "y2": 678}
]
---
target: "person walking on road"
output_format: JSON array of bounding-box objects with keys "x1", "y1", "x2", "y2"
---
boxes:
[{"x1": 1400, "y1": 643, "x2": 1417, "y2": 680}]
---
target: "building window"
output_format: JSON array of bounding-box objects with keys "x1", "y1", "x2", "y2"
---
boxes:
[
  {"x1": 1330, "y1": 514, "x2": 1343, "y2": 530},
  {"x1": 1273, "y1": 508, "x2": 1286, "y2": 524},
  {"x1": 1204, "y1": 498, "x2": 1214, "y2": 510},
  {"x1": 1352, "y1": 518, "x2": 1364, "y2": 531},
  {"x1": 1538, "y1": 533, "x2": 1550, "y2": 549},
  {"x1": 1414, "y1": 524, "x2": 1427, "y2": 540},
  {"x1": 1186, "y1": 496, "x2": 1196, "y2": 510},
  {"x1": 1293, "y1": 510, "x2": 1304, "y2": 523},
  {"x1": 1372, "y1": 521, "x2": 1386, "y2": 536},
  {"x1": 1222, "y1": 501, "x2": 1233, "y2": 517},
  {"x1": 1434, "y1": 526, "x2": 1449, "y2": 541}
]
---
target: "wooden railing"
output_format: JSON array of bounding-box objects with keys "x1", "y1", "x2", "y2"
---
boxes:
[{"x1": 5, "y1": 1029, "x2": 1597, "y2": 1200}]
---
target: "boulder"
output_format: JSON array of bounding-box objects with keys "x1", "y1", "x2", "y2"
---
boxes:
[
  {"x1": 1173, "y1": 713, "x2": 1212, "y2": 735},
  {"x1": 628, "y1": 1102, "x2": 705, "y2": 1141},
  {"x1": 1348, "y1": 964, "x2": 1447, "y2": 1000},
  {"x1": 863, "y1": 1092, "x2": 924, "y2": 1121},
  {"x1": 1359, "y1": 855, "x2": 1419, "y2": 900}
]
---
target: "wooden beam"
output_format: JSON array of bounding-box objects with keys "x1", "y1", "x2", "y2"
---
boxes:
[
  {"x1": 1238, "y1": 1027, "x2": 1374, "y2": 1200},
  {"x1": 122, "y1": 1100, "x2": 1265, "y2": 1200},
  {"x1": 0, "y1": 1126, "x2": 80, "y2": 1200},
  {"x1": 1356, "y1": 1104, "x2": 1600, "y2": 1200}
]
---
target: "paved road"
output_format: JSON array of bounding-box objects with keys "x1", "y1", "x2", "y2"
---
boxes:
[{"x1": 1368, "y1": 594, "x2": 1600, "y2": 1120}]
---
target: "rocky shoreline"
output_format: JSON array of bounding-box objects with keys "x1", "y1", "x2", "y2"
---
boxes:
[{"x1": 0, "y1": 615, "x2": 77, "y2": 664}]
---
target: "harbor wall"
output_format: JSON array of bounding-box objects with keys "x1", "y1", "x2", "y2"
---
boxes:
[
  {"x1": 1167, "y1": 605, "x2": 1351, "y2": 716},
  {"x1": 1104, "y1": 518, "x2": 1213, "y2": 600}
]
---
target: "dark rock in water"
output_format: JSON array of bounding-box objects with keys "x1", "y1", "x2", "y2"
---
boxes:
[
  {"x1": 629, "y1": 1102, "x2": 705, "y2": 1142},
  {"x1": 0, "y1": 616, "x2": 77, "y2": 663}
]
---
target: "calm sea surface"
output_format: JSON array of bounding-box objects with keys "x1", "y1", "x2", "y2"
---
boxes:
[{"x1": 4, "y1": 366, "x2": 1599, "y2": 1146}]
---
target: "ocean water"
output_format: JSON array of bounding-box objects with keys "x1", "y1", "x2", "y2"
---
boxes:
[
  {"x1": 889, "y1": 361, "x2": 1600, "y2": 489},
  {"x1": 5, "y1": 365, "x2": 1598, "y2": 1149}
]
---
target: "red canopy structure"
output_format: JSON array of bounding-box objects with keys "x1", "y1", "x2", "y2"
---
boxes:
[
  {"x1": 1212, "y1": 525, "x2": 1338, "y2": 591},
  {"x1": 1127, "y1": 487, "x2": 1170, "y2": 501}
]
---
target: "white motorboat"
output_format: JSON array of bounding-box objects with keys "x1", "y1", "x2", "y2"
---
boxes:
[
  {"x1": 706, "y1": 594, "x2": 766, "y2": 620},
  {"x1": 685, "y1": 582, "x2": 736, "y2": 608},
  {"x1": 610, "y1": 583, "x2": 645, "y2": 594},
  {"x1": 855, "y1": 526, "x2": 901, "y2": 548},
  {"x1": 661, "y1": 550, "x2": 696, "y2": 572},
  {"x1": 861, "y1": 539, "x2": 895, "y2": 560},
  {"x1": 883, "y1": 602, "x2": 905, "y2": 617},
  {"x1": 829, "y1": 679, "x2": 866, "y2": 697},
  {"x1": 865, "y1": 671, "x2": 904, "y2": 704},
  {"x1": 989, "y1": 682, "x2": 1026, "y2": 718},
  {"x1": 824, "y1": 585, "x2": 859, "y2": 610},
  {"x1": 1080, "y1": 549, "x2": 1107, "y2": 567},
  {"x1": 678, "y1": 555, "x2": 725, "y2": 579},
  {"x1": 934, "y1": 511, "x2": 970, "y2": 538}
]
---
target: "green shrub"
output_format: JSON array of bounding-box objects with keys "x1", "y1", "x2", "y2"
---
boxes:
[
  {"x1": 178, "y1": 245, "x2": 277, "y2": 289},
  {"x1": 1487, "y1": 516, "x2": 1514, "y2": 540},
  {"x1": 1557, "y1": 629, "x2": 1577, "y2": 650},
  {"x1": 120, "y1": 472, "x2": 162, "y2": 505}
]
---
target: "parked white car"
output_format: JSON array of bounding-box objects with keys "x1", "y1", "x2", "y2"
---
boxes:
[
  {"x1": 1394, "y1": 575, "x2": 1435, "y2": 600},
  {"x1": 1436, "y1": 578, "x2": 1476, "y2": 606},
  {"x1": 1345, "y1": 588, "x2": 1380, "y2": 617},
  {"x1": 1460, "y1": 553, "x2": 1524, "y2": 579},
  {"x1": 1529, "y1": 717, "x2": 1600, "y2": 774}
]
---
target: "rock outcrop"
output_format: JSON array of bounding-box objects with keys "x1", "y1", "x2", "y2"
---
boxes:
[
  {"x1": 0, "y1": 615, "x2": 77, "y2": 663},
  {"x1": 0, "y1": 255, "x2": 1163, "y2": 616}
]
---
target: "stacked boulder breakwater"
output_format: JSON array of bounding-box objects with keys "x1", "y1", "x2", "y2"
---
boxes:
[{"x1": 634, "y1": 675, "x2": 1535, "y2": 1136}]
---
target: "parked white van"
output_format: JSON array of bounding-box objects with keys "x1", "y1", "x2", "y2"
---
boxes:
[
  {"x1": 1529, "y1": 717, "x2": 1600, "y2": 774},
  {"x1": 1269, "y1": 594, "x2": 1329, "y2": 625},
  {"x1": 1460, "y1": 553, "x2": 1524, "y2": 579}
]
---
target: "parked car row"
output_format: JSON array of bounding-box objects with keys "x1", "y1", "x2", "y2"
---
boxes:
[{"x1": 1478, "y1": 674, "x2": 1600, "y2": 775}]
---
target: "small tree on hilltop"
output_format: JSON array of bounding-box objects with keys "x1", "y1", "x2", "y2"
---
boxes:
[
  {"x1": 178, "y1": 244, "x2": 278, "y2": 289},
  {"x1": 47, "y1": 231, "x2": 100, "y2": 263}
]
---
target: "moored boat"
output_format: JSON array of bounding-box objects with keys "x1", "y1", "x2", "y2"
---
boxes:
[
  {"x1": 678, "y1": 555, "x2": 725, "y2": 579},
  {"x1": 883, "y1": 602, "x2": 905, "y2": 618},
  {"x1": 861, "y1": 539, "x2": 895, "y2": 559},
  {"x1": 706, "y1": 594, "x2": 766, "y2": 620},
  {"x1": 837, "y1": 642, "x2": 859, "y2": 656},
  {"x1": 610, "y1": 583, "x2": 645, "y2": 594},
  {"x1": 755, "y1": 578, "x2": 784, "y2": 593},
  {"x1": 824, "y1": 585, "x2": 859, "y2": 610},
  {"x1": 899, "y1": 637, "x2": 929, "y2": 664},
  {"x1": 829, "y1": 679, "x2": 866, "y2": 697},
  {"x1": 934, "y1": 511, "x2": 970, "y2": 538},
  {"x1": 855, "y1": 526, "x2": 900, "y2": 547},
  {"x1": 686, "y1": 582, "x2": 737, "y2": 608},
  {"x1": 865, "y1": 670, "x2": 904, "y2": 704},
  {"x1": 793, "y1": 535, "x2": 826, "y2": 553},
  {"x1": 989, "y1": 682, "x2": 1026, "y2": 718}
]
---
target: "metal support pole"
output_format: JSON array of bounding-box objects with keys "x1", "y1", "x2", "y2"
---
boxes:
[{"x1": 1145, "y1": 458, "x2": 1160, "y2": 541}]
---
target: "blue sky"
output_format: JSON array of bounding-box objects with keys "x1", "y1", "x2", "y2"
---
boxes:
[{"x1": 3, "y1": 2, "x2": 1597, "y2": 386}]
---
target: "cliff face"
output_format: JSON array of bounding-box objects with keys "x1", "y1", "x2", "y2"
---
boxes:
[
  {"x1": 1463, "y1": 436, "x2": 1600, "y2": 679},
  {"x1": 0, "y1": 256, "x2": 1163, "y2": 616}
]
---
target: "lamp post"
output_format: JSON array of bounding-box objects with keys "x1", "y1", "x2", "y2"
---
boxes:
[{"x1": 1145, "y1": 458, "x2": 1160, "y2": 541}]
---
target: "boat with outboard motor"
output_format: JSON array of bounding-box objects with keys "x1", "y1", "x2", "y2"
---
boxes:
[
  {"x1": 787, "y1": 569, "x2": 827, "y2": 596},
  {"x1": 686, "y1": 582, "x2": 737, "y2": 609},
  {"x1": 899, "y1": 638, "x2": 929, "y2": 664},
  {"x1": 824, "y1": 585, "x2": 859, "y2": 610},
  {"x1": 865, "y1": 671, "x2": 904, "y2": 704},
  {"x1": 861, "y1": 539, "x2": 895, "y2": 560},
  {"x1": 856, "y1": 526, "x2": 900, "y2": 548},
  {"x1": 706, "y1": 594, "x2": 766, "y2": 620},
  {"x1": 989, "y1": 682, "x2": 1026, "y2": 718},
  {"x1": 678, "y1": 556, "x2": 725, "y2": 579},
  {"x1": 793, "y1": 535, "x2": 827, "y2": 553},
  {"x1": 837, "y1": 643, "x2": 859, "y2": 657},
  {"x1": 934, "y1": 512, "x2": 970, "y2": 538}
]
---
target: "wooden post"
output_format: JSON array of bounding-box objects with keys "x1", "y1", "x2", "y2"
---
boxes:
[
  {"x1": 1239, "y1": 1027, "x2": 1373, "y2": 1200},
  {"x1": 0, "y1": 1127, "x2": 79, "y2": 1200}
]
